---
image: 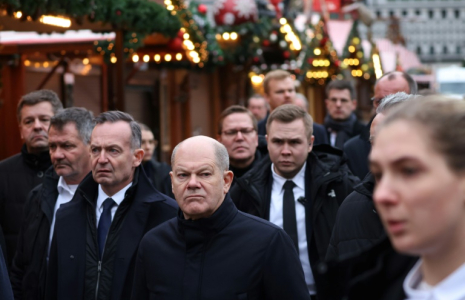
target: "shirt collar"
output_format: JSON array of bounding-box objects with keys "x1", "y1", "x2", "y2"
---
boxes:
[
  {"x1": 271, "y1": 162, "x2": 306, "y2": 191},
  {"x1": 96, "y1": 182, "x2": 132, "y2": 209},
  {"x1": 404, "y1": 259, "x2": 465, "y2": 300},
  {"x1": 57, "y1": 176, "x2": 79, "y2": 195}
]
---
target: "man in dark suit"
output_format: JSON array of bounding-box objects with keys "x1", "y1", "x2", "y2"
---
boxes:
[
  {"x1": 45, "y1": 111, "x2": 177, "y2": 300},
  {"x1": 231, "y1": 104, "x2": 358, "y2": 299},
  {"x1": 257, "y1": 69, "x2": 328, "y2": 145},
  {"x1": 323, "y1": 80, "x2": 365, "y2": 149}
]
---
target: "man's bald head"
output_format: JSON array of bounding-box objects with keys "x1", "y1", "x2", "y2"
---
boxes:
[
  {"x1": 171, "y1": 136, "x2": 229, "y2": 172},
  {"x1": 373, "y1": 71, "x2": 417, "y2": 109}
]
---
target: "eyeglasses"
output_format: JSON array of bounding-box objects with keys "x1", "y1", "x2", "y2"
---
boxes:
[
  {"x1": 371, "y1": 97, "x2": 384, "y2": 106},
  {"x1": 222, "y1": 128, "x2": 255, "y2": 137}
]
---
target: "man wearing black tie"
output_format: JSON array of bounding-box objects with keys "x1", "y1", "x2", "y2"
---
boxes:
[
  {"x1": 45, "y1": 111, "x2": 177, "y2": 300},
  {"x1": 231, "y1": 104, "x2": 358, "y2": 299}
]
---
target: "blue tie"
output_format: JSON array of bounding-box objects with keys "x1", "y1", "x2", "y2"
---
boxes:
[{"x1": 98, "y1": 198, "x2": 116, "y2": 260}]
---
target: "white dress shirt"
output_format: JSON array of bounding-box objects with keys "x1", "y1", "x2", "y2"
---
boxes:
[
  {"x1": 95, "y1": 183, "x2": 132, "y2": 225},
  {"x1": 404, "y1": 259, "x2": 465, "y2": 300},
  {"x1": 48, "y1": 176, "x2": 78, "y2": 258},
  {"x1": 269, "y1": 162, "x2": 315, "y2": 294}
]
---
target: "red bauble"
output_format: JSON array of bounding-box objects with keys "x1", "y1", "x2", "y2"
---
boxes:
[
  {"x1": 198, "y1": 4, "x2": 207, "y2": 14},
  {"x1": 253, "y1": 56, "x2": 260, "y2": 63},
  {"x1": 269, "y1": 0, "x2": 283, "y2": 5},
  {"x1": 177, "y1": 30, "x2": 184, "y2": 39},
  {"x1": 334, "y1": 60, "x2": 340, "y2": 67},
  {"x1": 283, "y1": 51, "x2": 290, "y2": 59},
  {"x1": 213, "y1": 0, "x2": 258, "y2": 26},
  {"x1": 320, "y1": 37, "x2": 328, "y2": 46},
  {"x1": 116, "y1": 10, "x2": 122, "y2": 16},
  {"x1": 262, "y1": 40, "x2": 270, "y2": 47},
  {"x1": 167, "y1": 38, "x2": 183, "y2": 52},
  {"x1": 307, "y1": 58, "x2": 314, "y2": 64}
]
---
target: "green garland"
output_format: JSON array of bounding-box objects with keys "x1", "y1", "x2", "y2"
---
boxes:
[{"x1": 0, "y1": 0, "x2": 181, "y2": 36}]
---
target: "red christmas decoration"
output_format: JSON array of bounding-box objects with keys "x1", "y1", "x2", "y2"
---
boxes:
[
  {"x1": 262, "y1": 40, "x2": 270, "y2": 47},
  {"x1": 253, "y1": 57, "x2": 260, "y2": 63},
  {"x1": 283, "y1": 51, "x2": 290, "y2": 59},
  {"x1": 213, "y1": 0, "x2": 258, "y2": 26},
  {"x1": 167, "y1": 38, "x2": 183, "y2": 52},
  {"x1": 198, "y1": 4, "x2": 207, "y2": 15},
  {"x1": 116, "y1": 10, "x2": 122, "y2": 16},
  {"x1": 177, "y1": 30, "x2": 184, "y2": 39},
  {"x1": 334, "y1": 60, "x2": 340, "y2": 67},
  {"x1": 320, "y1": 37, "x2": 328, "y2": 46},
  {"x1": 307, "y1": 58, "x2": 314, "y2": 64}
]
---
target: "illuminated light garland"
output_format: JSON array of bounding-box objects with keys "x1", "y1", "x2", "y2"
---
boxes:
[{"x1": 39, "y1": 15, "x2": 72, "y2": 28}]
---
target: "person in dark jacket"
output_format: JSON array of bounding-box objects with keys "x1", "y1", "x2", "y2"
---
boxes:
[
  {"x1": 0, "y1": 90, "x2": 62, "y2": 266},
  {"x1": 327, "y1": 92, "x2": 420, "y2": 262},
  {"x1": 10, "y1": 107, "x2": 94, "y2": 300},
  {"x1": 0, "y1": 246, "x2": 13, "y2": 300},
  {"x1": 217, "y1": 106, "x2": 264, "y2": 187},
  {"x1": 230, "y1": 105, "x2": 358, "y2": 298},
  {"x1": 45, "y1": 111, "x2": 178, "y2": 300},
  {"x1": 139, "y1": 123, "x2": 173, "y2": 197},
  {"x1": 342, "y1": 71, "x2": 417, "y2": 180},
  {"x1": 256, "y1": 70, "x2": 328, "y2": 145},
  {"x1": 132, "y1": 136, "x2": 310, "y2": 300},
  {"x1": 323, "y1": 80, "x2": 364, "y2": 149}
]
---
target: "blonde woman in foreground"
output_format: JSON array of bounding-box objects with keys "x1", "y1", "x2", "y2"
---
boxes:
[{"x1": 370, "y1": 97, "x2": 465, "y2": 300}]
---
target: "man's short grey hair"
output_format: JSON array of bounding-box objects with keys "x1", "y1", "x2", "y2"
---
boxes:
[
  {"x1": 171, "y1": 137, "x2": 230, "y2": 172},
  {"x1": 94, "y1": 111, "x2": 141, "y2": 150},
  {"x1": 50, "y1": 107, "x2": 94, "y2": 144},
  {"x1": 377, "y1": 92, "x2": 422, "y2": 114}
]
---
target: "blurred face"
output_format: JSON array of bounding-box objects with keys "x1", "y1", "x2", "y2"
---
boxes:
[
  {"x1": 218, "y1": 113, "x2": 258, "y2": 169},
  {"x1": 170, "y1": 139, "x2": 233, "y2": 220},
  {"x1": 49, "y1": 123, "x2": 91, "y2": 185},
  {"x1": 369, "y1": 113, "x2": 386, "y2": 145},
  {"x1": 265, "y1": 77, "x2": 296, "y2": 111},
  {"x1": 141, "y1": 130, "x2": 156, "y2": 162},
  {"x1": 267, "y1": 119, "x2": 313, "y2": 179},
  {"x1": 90, "y1": 121, "x2": 143, "y2": 196},
  {"x1": 370, "y1": 121, "x2": 465, "y2": 257},
  {"x1": 19, "y1": 102, "x2": 54, "y2": 154},
  {"x1": 247, "y1": 97, "x2": 268, "y2": 121},
  {"x1": 373, "y1": 76, "x2": 410, "y2": 109},
  {"x1": 325, "y1": 89, "x2": 357, "y2": 121}
]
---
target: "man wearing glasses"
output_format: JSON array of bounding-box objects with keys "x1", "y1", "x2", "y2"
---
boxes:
[{"x1": 217, "y1": 105, "x2": 265, "y2": 187}]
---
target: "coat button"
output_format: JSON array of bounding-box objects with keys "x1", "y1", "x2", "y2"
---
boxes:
[
  {"x1": 37, "y1": 171, "x2": 44, "y2": 178},
  {"x1": 70, "y1": 255, "x2": 74, "y2": 259}
]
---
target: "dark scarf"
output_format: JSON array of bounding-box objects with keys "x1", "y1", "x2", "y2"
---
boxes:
[
  {"x1": 324, "y1": 114, "x2": 357, "y2": 148},
  {"x1": 21, "y1": 144, "x2": 52, "y2": 172}
]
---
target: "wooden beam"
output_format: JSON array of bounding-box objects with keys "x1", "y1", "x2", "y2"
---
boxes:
[
  {"x1": 36, "y1": 56, "x2": 64, "y2": 90},
  {"x1": 114, "y1": 29, "x2": 125, "y2": 111}
]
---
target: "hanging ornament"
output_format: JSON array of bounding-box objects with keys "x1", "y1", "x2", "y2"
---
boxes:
[
  {"x1": 283, "y1": 51, "x2": 290, "y2": 59},
  {"x1": 307, "y1": 58, "x2": 314, "y2": 64},
  {"x1": 198, "y1": 4, "x2": 207, "y2": 15},
  {"x1": 253, "y1": 56, "x2": 260, "y2": 63},
  {"x1": 213, "y1": 0, "x2": 258, "y2": 26},
  {"x1": 262, "y1": 40, "x2": 270, "y2": 47},
  {"x1": 177, "y1": 30, "x2": 184, "y2": 39}
]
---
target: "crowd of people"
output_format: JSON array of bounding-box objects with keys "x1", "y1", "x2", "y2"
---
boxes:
[{"x1": 0, "y1": 69, "x2": 463, "y2": 300}]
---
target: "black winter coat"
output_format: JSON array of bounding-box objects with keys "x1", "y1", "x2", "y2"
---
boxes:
[
  {"x1": 142, "y1": 159, "x2": 173, "y2": 198},
  {"x1": 316, "y1": 238, "x2": 418, "y2": 300},
  {"x1": 342, "y1": 117, "x2": 373, "y2": 181},
  {"x1": 10, "y1": 167, "x2": 59, "y2": 300},
  {"x1": 230, "y1": 146, "x2": 359, "y2": 278},
  {"x1": 326, "y1": 172, "x2": 385, "y2": 261},
  {"x1": 131, "y1": 195, "x2": 311, "y2": 300},
  {"x1": 0, "y1": 145, "x2": 51, "y2": 266},
  {"x1": 45, "y1": 167, "x2": 178, "y2": 300}
]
